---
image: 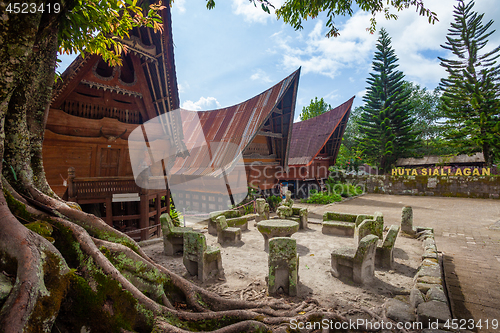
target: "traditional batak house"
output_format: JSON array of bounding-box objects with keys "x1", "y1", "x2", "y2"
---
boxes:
[
  {"x1": 44, "y1": 1, "x2": 300, "y2": 239},
  {"x1": 166, "y1": 69, "x2": 300, "y2": 213},
  {"x1": 277, "y1": 97, "x2": 354, "y2": 197},
  {"x1": 45, "y1": 4, "x2": 184, "y2": 240}
]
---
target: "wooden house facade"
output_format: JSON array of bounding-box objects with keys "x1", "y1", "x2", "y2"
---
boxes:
[
  {"x1": 45, "y1": 4, "x2": 181, "y2": 240},
  {"x1": 44, "y1": 1, "x2": 300, "y2": 238},
  {"x1": 277, "y1": 97, "x2": 354, "y2": 197}
]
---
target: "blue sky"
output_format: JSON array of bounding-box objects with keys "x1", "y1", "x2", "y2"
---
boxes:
[{"x1": 58, "y1": 0, "x2": 500, "y2": 122}]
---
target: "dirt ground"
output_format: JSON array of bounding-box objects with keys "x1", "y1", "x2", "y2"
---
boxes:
[{"x1": 142, "y1": 203, "x2": 424, "y2": 311}]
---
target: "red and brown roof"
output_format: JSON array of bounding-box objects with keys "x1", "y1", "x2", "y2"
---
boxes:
[{"x1": 288, "y1": 96, "x2": 354, "y2": 166}]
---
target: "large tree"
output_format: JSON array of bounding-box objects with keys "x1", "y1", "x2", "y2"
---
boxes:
[
  {"x1": 0, "y1": 1, "x2": 439, "y2": 332},
  {"x1": 299, "y1": 97, "x2": 331, "y2": 121},
  {"x1": 357, "y1": 28, "x2": 418, "y2": 172},
  {"x1": 438, "y1": 0, "x2": 500, "y2": 165},
  {"x1": 403, "y1": 82, "x2": 454, "y2": 157}
]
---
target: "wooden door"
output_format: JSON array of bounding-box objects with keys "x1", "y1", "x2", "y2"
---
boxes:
[{"x1": 99, "y1": 148, "x2": 120, "y2": 176}]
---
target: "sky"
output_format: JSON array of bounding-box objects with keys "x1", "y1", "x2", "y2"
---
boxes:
[{"x1": 58, "y1": 0, "x2": 500, "y2": 122}]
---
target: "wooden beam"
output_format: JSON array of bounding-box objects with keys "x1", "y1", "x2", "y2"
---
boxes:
[{"x1": 257, "y1": 131, "x2": 282, "y2": 138}]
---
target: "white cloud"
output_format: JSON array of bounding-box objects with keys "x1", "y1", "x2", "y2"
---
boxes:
[
  {"x1": 356, "y1": 89, "x2": 367, "y2": 99},
  {"x1": 172, "y1": 0, "x2": 186, "y2": 13},
  {"x1": 181, "y1": 97, "x2": 221, "y2": 111},
  {"x1": 231, "y1": 0, "x2": 282, "y2": 24},
  {"x1": 250, "y1": 69, "x2": 272, "y2": 83},
  {"x1": 273, "y1": 12, "x2": 378, "y2": 79},
  {"x1": 178, "y1": 82, "x2": 189, "y2": 93},
  {"x1": 272, "y1": 0, "x2": 500, "y2": 90}
]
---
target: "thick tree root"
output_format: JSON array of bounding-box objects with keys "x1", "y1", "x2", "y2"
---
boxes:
[
  {"x1": 1, "y1": 180, "x2": 384, "y2": 332},
  {"x1": 154, "y1": 317, "x2": 270, "y2": 333},
  {"x1": 0, "y1": 197, "x2": 70, "y2": 332}
]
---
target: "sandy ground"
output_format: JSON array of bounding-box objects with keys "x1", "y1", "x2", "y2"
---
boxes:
[{"x1": 142, "y1": 203, "x2": 424, "y2": 311}]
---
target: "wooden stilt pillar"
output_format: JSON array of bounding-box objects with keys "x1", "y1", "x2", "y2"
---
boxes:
[
  {"x1": 105, "y1": 196, "x2": 113, "y2": 226},
  {"x1": 140, "y1": 190, "x2": 149, "y2": 240},
  {"x1": 155, "y1": 193, "x2": 161, "y2": 236}
]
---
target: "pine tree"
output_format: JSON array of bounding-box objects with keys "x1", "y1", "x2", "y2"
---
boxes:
[
  {"x1": 357, "y1": 28, "x2": 417, "y2": 172},
  {"x1": 438, "y1": 0, "x2": 500, "y2": 165}
]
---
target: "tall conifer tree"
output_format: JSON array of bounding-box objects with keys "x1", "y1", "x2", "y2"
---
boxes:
[
  {"x1": 357, "y1": 28, "x2": 417, "y2": 172},
  {"x1": 438, "y1": 0, "x2": 500, "y2": 165}
]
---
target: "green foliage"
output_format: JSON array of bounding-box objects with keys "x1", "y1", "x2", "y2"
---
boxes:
[
  {"x1": 403, "y1": 82, "x2": 456, "y2": 157},
  {"x1": 304, "y1": 191, "x2": 342, "y2": 204},
  {"x1": 335, "y1": 144, "x2": 365, "y2": 171},
  {"x1": 299, "y1": 97, "x2": 332, "y2": 121},
  {"x1": 58, "y1": 0, "x2": 165, "y2": 66},
  {"x1": 169, "y1": 197, "x2": 181, "y2": 227},
  {"x1": 266, "y1": 195, "x2": 281, "y2": 212},
  {"x1": 273, "y1": 0, "x2": 438, "y2": 38},
  {"x1": 438, "y1": 0, "x2": 500, "y2": 165},
  {"x1": 356, "y1": 28, "x2": 418, "y2": 172}
]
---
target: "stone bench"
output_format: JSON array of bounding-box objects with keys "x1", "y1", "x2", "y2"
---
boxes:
[
  {"x1": 160, "y1": 214, "x2": 193, "y2": 255},
  {"x1": 208, "y1": 209, "x2": 256, "y2": 235},
  {"x1": 322, "y1": 211, "x2": 383, "y2": 237},
  {"x1": 267, "y1": 237, "x2": 299, "y2": 296},
  {"x1": 183, "y1": 231, "x2": 223, "y2": 282},
  {"x1": 354, "y1": 212, "x2": 384, "y2": 244},
  {"x1": 216, "y1": 215, "x2": 242, "y2": 245},
  {"x1": 322, "y1": 212, "x2": 359, "y2": 236},
  {"x1": 331, "y1": 234, "x2": 379, "y2": 284},
  {"x1": 376, "y1": 225, "x2": 400, "y2": 268}
]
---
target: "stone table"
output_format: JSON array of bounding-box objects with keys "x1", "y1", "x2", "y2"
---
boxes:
[{"x1": 256, "y1": 219, "x2": 299, "y2": 251}]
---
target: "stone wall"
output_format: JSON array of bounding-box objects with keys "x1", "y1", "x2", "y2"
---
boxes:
[{"x1": 345, "y1": 175, "x2": 500, "y2": 199}]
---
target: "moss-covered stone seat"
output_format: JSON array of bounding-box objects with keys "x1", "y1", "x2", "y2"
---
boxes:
[
  {"x1": 256, "y1": 219, "x2": 299, "y2": 251},
  {"x1": 375, "y1": 225, "x2": 400, "y2": 268},
  {"x1": 208, "y1": 209, "x2": 257, "y2": 236},
  {"x1": 322, "y1": 211, "x2": 383, "y2": 237},
  {"x1": 216, "y1": 215, "x2": 242, "y2": 245},
  {"x1": 354, "y1": 212, "x2": 384, "y2": 244},
  {"x1": 183, "y1": 231, "x2": 223, "y2": 282},
  {"x1": 267, "y1": 237, "x2": 299, "y2": 296},
  {"x1": 255, "y1": 198, "x2": 270, "y2": 222},
  {"x1": 160, "y1": 214, "x2": 193, "y2": 255},
  {"x1": 331, "y1": 234, "x2": 379, "y2": 284}
]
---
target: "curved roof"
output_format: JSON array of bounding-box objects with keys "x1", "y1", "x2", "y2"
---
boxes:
[
  {"x1": 288, "y1": 96, "x2": 354, "y2": 166},
  {"x1": 170, "y1": 68, "x2": 300, "y2": 176}
]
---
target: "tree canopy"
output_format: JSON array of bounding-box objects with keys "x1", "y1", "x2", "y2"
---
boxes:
[
  {"x1": 438, "y1": 0, "x2": 500, "y2": 165},
  {"x1": 219, "y1": 0, "x2": 438, "y2": 37},
  {"x1": 299, "y1": 97, "x2": 332, "y2": 121}
]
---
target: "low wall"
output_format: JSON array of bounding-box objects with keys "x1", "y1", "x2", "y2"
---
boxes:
[{"x1": 345, "y1": 175, "x2": 500, "y2": 199}]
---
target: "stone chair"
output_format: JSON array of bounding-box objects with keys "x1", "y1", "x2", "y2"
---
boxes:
[
  {"x1": 183, "y1": 231, "x2": 223, "y2": 282},
  {"x1": 255, "y1": 198, "x2": 270, "y2": 222},
  {"x1": 160, "y1": 214, "x2": 193, "y2": 255},
  {"x1": 275, "y1": 191, "x2": 308, "y2": 229},
  {"x1": 376, "y1": 225, "x2": 400, "y2": 268},
  {"x1": 208, "y1": 209, "x2": 256, "y2": 236},
  {"x1": 267, "y1": 237, "x2": 299, "y2": 296},
  {"x1": 331, "y1": 234, "x2": 379, "y2": 284},
  {"x1": 216, "y1": 215, "x2": 242, "y2": 245},
  {"x1": 354, "y1": 212, "x2": 384, "y2": 244}
]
